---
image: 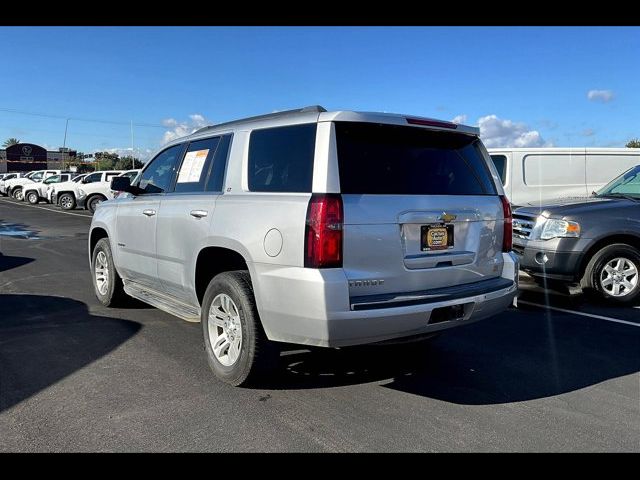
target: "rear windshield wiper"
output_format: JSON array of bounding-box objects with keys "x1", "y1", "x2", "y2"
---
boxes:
[{"x1": 598, "y1": 193, "x2": 640, "y2": 202}]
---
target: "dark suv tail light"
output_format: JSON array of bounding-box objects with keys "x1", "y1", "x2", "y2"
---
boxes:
[
  {"x1": 304, "y1": 194, "x2": 343, "y2": 268},
  {"x1": 500, "y1": 195, "x2": 512, "y2": 252}
]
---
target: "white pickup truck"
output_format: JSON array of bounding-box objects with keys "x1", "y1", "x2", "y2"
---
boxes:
[
  {"x1": 23, "y1": 172, "x2": 76, "y2": 204},
  {"x1": 54, "y1": 170, "x2": 140, "y2": 213},
  {"x1": 53, "y1": 170, "x2": 123, "y2": 212},
  {"x1": 2, "y1": 170, "x2": 63, "y2": 200}
]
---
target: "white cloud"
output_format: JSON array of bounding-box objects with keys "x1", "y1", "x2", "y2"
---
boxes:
[
  {"x1": 582, "y1": 128, "x2": 596, "y2": 137},
  {"x1": 478, "y1": 114, "x2": 551, "y2": 148},
  {"x1": 161, "y1": 113, "x2": 212, "y2": 145},
  {"x1": 451, "y1": 114, "x2": 467, "y2": 124},
  {"x1": 587, "y1": 89, "x2": 614, "y2": 102}
]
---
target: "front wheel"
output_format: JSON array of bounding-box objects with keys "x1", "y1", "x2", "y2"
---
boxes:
[
  {"x1": 12, "y1": 188, "x2": 23, "y2": 201},
  {"x1": 59, "y1": 193, "x2": 76, "y2": 210},
  {"x1": 26, "y1": 191, "x2": 39, "y2": 204},
  {"x1": 583, "y1": 243, "x2": 640, "y2": 304},
  {"x1": 87, "y1": 195, "x2": 106, "y2": 213},
  {"x1": 201, "y1": 271, "x2": 279, "y2": 386}
]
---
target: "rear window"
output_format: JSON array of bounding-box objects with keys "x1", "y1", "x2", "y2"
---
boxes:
[
  {"x1": 335, "y1": 122, "x2": 497, "y2": 195},
  {"x1": 248, "y1": 124, "x2": 316, "y2": 193}
]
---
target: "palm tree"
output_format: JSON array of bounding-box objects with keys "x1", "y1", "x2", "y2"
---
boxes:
[{"x1": 2, "y1": 137, "x2": 20, "y2": 148}]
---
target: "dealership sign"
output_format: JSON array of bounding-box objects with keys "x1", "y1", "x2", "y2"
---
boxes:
[{"x1": 5, "y1": 143, "x2": 47, "y2": 162}]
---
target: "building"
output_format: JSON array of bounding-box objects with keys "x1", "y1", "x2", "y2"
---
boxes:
[{"x1": 0, "y1": 143, "x2": 77, "y2": 173}]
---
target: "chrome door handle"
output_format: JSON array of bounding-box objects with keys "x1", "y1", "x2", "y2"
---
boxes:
[
  {"x1": 190, "y1": 210, "x2": 208, "y2": 218},
  {"x1": 142, "y1": 209, "x2": 156, "y2": 217}
]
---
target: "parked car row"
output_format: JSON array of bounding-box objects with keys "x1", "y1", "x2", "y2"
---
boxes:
[{"x1": 0, "y1": 168, "x2": 140, "y2": 213}]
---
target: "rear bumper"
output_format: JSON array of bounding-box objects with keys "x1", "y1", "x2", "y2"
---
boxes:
[{"x1": 253, "y1": 252, "x2": 518, "y2": 347}]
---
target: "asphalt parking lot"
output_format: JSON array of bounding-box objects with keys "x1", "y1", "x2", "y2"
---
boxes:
[{"x1": 0, "y1": 196, "x2": 638, "y2": 452}]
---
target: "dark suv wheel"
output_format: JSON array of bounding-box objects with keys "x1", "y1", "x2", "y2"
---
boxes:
[{"x1": 582, "y1": 243, "x2": 640, "y2": 304}]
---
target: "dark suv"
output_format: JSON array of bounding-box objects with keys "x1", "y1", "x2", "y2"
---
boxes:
[{"x1": 513, "y1": 165, "x2": 640, "y2": 304}]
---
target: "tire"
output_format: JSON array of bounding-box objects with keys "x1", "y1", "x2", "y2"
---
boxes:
[
  {"x1": 582, "y1": 243, "x2": 640, "y2": 304},
  {"x1": 201, "y1": 271, "x2": 279, "y2": 386},
  {"x1": 26, "y1": 191, "x2": 39, "y2": 204},
  {"x1": 59, "y1": 193, "x2": 76, "y2": 210},
  {"x1": 91, "y1": 237, "x2": 127, "y2": 307},
  {"x1": 87, "y1": 195, "x2": 106, "y2": 213},
  {"x1": 12, "y1": 188, "x2": 23, "y2": 201}
]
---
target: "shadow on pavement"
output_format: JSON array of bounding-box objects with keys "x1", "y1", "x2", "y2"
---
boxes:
[
  {"x1": 0, "y1": 252, "x2": 34, "y2": 272},
  {"x1": 266, "y1": 307, "x2": 640, "y2": 404},
  {"x1": 0, "y1": 294, "x2": 141, "y2": 412}
]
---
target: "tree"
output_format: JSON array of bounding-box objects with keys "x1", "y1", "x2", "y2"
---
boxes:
[
  {"x1": 2, "y1": 137, "x2": 20, "y2": 148},
  {"x1": 93, "y1": 151, "x2": 120, "y2": 171},
  {"x1": 626, "y1": 139, "x2": 640, "y2": 148},
  {"x1": 116, "y1": 156, "x2": 144, "y2": 170}
]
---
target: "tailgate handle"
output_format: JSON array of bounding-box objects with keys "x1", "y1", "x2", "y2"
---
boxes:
[
  {"x1": 398, "y1": 210, "x2": 480, "y2": 224},
  {"x1": 142, "y1": 209, "x2": 156, "y2": 217}
]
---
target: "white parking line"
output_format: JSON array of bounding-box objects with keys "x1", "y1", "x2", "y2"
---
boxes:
[
  {"x1": 518, "y1": 300, "x2": 640, "y2": 327},
  {"x1": 0, "y1": 198, "x2": 92, "y2": 218}
]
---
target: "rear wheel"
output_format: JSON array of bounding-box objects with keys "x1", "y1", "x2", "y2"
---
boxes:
[
  {"x1": 59, "y1": 193, "x2": 76, "y2": 210},
  {"x1": 201, "y1": 271, "x2": 279, "y2": 386},
  {"x1": 26, "y1": 191, "x2": 39, "y2": 204},
  {"x1": 91, "y1": 238, "x2": 127, "y2": 306},
  {"x1": 87, "y1": 195, "x2": 107, "y2": 213},
  {"x1": 582, "y1": 244, "x2": 640, "y2": 304}
]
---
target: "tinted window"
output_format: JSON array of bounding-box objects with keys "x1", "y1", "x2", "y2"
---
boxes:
[
  {"x1": 490, "y1": 154, "x2": 507, "y2": 185},
  {"x1": 205, "y1": 134, "x2": 232, "y2": 192},
  {"x1": 248, "y1": 124, "x2": 316, "y2": 193},
  {"x1": 84, "y1": 172, "x2": 102, "y2": 183},
  {"x1": 43, "y1": 175, "x2": 61, "y2": 184},
  {"x1": 138, "y1": 144, "x2": 184, "y2": 194},
  {"x1": 174, "y1": 137, "x2": 220, "y2": 193},
  {"x1": 335, "y1": 122, "x2": 497, "y2": 195},
  {"x1": 31, "y1": 172, "x2": 44, "y2": 181}
]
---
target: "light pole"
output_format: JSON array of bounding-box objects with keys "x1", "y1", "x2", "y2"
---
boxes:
[
  {"x1": 130, "y1": 120, "x2": 135, "y2": 169},
  {"x1": 62, "y1": 118, "x2": 69, "y2": 170}
]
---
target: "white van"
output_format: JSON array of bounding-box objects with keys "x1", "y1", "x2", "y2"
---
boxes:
[{"x1": 488, "y1": 148, "x2": 640, "y2": 206}]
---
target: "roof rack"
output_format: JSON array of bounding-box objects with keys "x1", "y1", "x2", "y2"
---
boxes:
[{"x1": 193, "y1": 105, "x2": 327, "y2": 134}]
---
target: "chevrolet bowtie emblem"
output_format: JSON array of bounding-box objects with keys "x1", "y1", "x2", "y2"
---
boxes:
[{"x1": 439, "y1": 213, "x2": 457, "y2": 223}]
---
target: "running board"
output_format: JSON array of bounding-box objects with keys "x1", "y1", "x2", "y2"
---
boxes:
[{"x1": 123, "y1": 281, "x2": 201, "y2": 323}]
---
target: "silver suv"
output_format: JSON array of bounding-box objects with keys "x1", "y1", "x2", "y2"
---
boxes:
[{"x1": 89, "y1": 106, "x2": 518, "y2": 386}]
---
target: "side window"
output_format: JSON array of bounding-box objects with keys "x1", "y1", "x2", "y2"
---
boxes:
[
  {"x1": 174, "y1": 137, "x2": 220, "y2": 193},
  {"x1": 31, "y1": 172, "x2": 44, "y2": 181},
  {"x1": 248, "y1": 124, "x2": 316, "y2": 193},
  {"x1": 490, "y1": 155, "x2": 508, "y2": 185},
  {"x1": 205, "y1": 134, "x2": 232, "y2": 192},
  {"x1": 84, "y1": 172, "x2": 102, "y2": 183},
  {"x1": 138, "y1": 144, "x2": 184, "y2": 194}
]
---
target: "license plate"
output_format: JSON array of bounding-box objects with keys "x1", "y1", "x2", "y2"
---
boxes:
[{"x1": 421, "y1": 224, "x2": 454, "y2": 251}]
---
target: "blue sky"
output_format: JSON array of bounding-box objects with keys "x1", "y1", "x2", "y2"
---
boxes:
[{"x1": 0, "y1": 26, "x2": 638, "y2": 158}]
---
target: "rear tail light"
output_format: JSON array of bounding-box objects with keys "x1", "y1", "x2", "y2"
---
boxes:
[
  {"x1": 304, "y1": 193, "x2": 343, "y2": 268},
  {"x1": 500, "y1": 195, "x2": 512, "y2": 252}
]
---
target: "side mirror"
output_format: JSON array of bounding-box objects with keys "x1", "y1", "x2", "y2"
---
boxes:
[{"x1": 111, "y1": 176, "x2": 143, "y2": 195}]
